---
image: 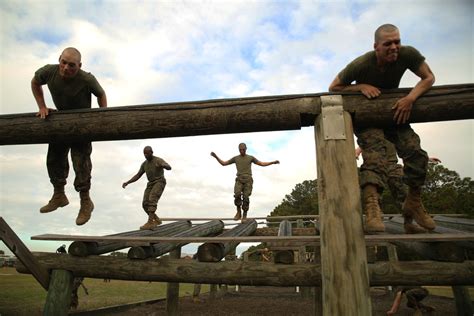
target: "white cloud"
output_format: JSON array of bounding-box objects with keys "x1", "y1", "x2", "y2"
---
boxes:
[{"x1": 1, "y1": 0, "x2": 472, "y2": 256}]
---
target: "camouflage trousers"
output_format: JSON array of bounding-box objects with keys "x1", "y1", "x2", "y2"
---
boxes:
[
  {"x1": 142, "y1": 179, "x2": 166, "y2": 213},
  {"x1": 356, "y1": 125, "x2": 428, "y2": 191},
  {"x1": 234, "y1": 175, "x2": 253, "y2": 211},
  {"x1": 46, "y1": 142, "x2": 92, "y2": 192},
  {"x1": 385, "y1": 142, "x2": 408, "y2": 208}
]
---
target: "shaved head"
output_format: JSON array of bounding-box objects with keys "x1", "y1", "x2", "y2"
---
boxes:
[{"x1": 374, "y1": 24, "x2": 399, "y2": 43}]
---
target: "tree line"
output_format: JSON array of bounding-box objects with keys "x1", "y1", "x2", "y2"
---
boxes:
[{"x1": 267, "y1": 162, "x2": 473, "y2": 225}]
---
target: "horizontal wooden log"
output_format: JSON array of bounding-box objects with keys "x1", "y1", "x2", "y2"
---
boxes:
[
  {"x1": 1, "y1": 84, "x2": 472, "y2": 145},
  {"x1": 384, "y1": 221, "x2": 465, "y2": 262},
  {"x1": 16, "y1": 253, "x2": 474, "y2": 286},
  {"x1": 0, "y1": 96, "x2": 317, "y2": 145},
  {"x1": 68, "y1": 221, "x2": 191, "y2": 256},
  {"x1": 128, "y1": 220, "x2": 224, "y2": 259},
  {"x1": 197, "y1": 219, "x2": 257, "y2": 262},
  {"x1": 434, "y1": 215, "x2": 474, "y2": 233}
]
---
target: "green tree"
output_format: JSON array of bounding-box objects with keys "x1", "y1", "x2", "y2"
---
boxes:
[
  {"x1": 267, "y1": 180, "x2": 318, "y2": 227},
  {"x1": 422, "y1": 163, "x2": 473, "y2": 217}
]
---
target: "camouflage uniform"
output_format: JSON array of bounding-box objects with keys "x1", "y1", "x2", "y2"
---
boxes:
[
  {"x1": 138, "y1": 156, "x2": 169, "y2": 214},
  {"x1": 338, "y1": 46, "x2": 429, "y2": 191},
  {"x1": 385, "y1": 142, "x2": 407, "y2": 208},
  {"x1": 229, "y1": 155, "x2": 257, "y2": 211},
  {"x1": 34, "y1": 64, "x2": 105, "y2": 192}
]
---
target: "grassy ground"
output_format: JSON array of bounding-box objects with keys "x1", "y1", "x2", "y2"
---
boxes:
[
  {"x1": 1, "y1": 267, "x2": 473, "y2": 315},
  {"x1": 0, "y1": 267, "x2": 207, "y2": 315}
]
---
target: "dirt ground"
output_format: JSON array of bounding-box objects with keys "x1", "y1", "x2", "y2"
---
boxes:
[{"x1": 89, "y1": 286, "x2": 457, "y2": 316}]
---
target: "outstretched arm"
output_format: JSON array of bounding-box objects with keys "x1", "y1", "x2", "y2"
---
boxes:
[
  {"x1": 386, "y1": 291, "x2": 403, "y2": 315},
  {"x1": 254, "y1": 159, "x2": 280, "y2": 167},
  {"x1": 122, "y1": 170, "x2": 144, "y2": 188},
  {"x1": 160, "y1": 160, "x2": 172, "y2": 170},
  {"x1": 210, "y1": 152, "x2": 232, "y2": 166}
]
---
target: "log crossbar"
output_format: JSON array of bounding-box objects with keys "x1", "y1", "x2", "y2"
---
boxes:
[
  {"x1": 1, "y1": 84, "x2": 472, "y2": 145},
  {"x1": 16, "y1": 253, "x2": 474, "y2": 287}
]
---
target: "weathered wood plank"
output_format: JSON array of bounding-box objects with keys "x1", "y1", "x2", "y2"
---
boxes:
[
  {"x1": 68, "y1": 221, "x2": 191, "y2": 256},
  {"x1": 128, "y1": 220, "x2": 224, "y2": 259},
  {"x1": 315, "y1": 104, "x2": 371, "y2": 315},
  {"x1": 31, "y1": 232, "x2": 474, "y2": 243},
  {"x1": 0, "y1": 217, "x2": 50, "y2": 289},
  {"x1": 16, "y1": 253, "x2": 474, "y2": 286}
]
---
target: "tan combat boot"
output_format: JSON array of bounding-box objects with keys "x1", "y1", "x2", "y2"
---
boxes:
[
  {"x1": 140, "y1": 212, "x2": 159, "y2": 230},
  {"x1": 233, "y1": 206, "x2": 242, "y2": 220},
  {"x1": 402, "y1": 187, "x2": 436, "y2": 231},
  {"x1": 241, "y1": 211, "x2": 248, "y2": 223},
  {"x1": 40, "y1": 186, "x2": 69, "y2": 213},
  {"x1": 363, "y1": 185, "x2": 385, "y2": 232},
  {"x1": 403, "y1": 215, "x2": 427, "y2": 234},
  {"x1": 151, "y1": 212, "x2": 162, "y2": 226},
  {"x1": 76, "y1": 191, "x2": 94, "y2": 225}
]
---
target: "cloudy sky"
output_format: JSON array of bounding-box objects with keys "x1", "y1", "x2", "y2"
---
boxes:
[{"x1": 1, "y1": 0, "x2": 472, "y2": 256}]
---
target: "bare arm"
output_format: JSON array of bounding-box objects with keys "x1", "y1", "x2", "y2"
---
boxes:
[
  {"x1": 122, "y1": 170, "x2": 145, "y2": 188},
  {"x1": 210, "y1": 152, "x2": 232, "y2": 166},
  {"x1": 254, "y1": 159, "x2": 279, "y2": 167},
  {"x1": 160, "y1": 160, "x2": 172, "y2": 170},
  {"x1": 386, "y1": 291, "x2": 403, "y2": 315},
  {"x1": 31, "y1": 77, "x2": 56, "y2": 119},
  {"x1": 329, "y1": 75, "x2": 381, "y2": 99},
  {"x1": 97, "y1": 92, "x2": 107, "y2": 108},
  {"x1": 392, "y1": 62, "x2": 435, "y2": 124}
]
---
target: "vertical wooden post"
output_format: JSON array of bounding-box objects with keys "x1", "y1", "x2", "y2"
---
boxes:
[
  {"x1": 297, "y1": 219, "x2": 312, "y2": 299},
  {"x1": 209, "y1": 284, "x2": 218, "y2": 300},
  {"x1": 43, "y1": 269, "x2": 73, "y2": 316},
  {"x1": 166, "y1": 247, "x2": 181, "y2": 316},
  {"x1": 452, "y1": 286, "x2": 474, "y2": 316},
  {"x1": 315, "y1": 95, "x2": 371, "y2": 315}
]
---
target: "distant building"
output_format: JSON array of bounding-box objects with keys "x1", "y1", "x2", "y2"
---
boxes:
[{"x1": 1, "y1": 255, "x2": 17, "y2": 267}]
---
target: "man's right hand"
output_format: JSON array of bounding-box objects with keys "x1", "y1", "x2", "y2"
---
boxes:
[
  {"x1": 36, "y1": 107, "x2": 56, "y2": 119},
  {"x1": 210, "y1": 152, "x2": 217, "y2": 158},
  {"x1": 359, "y1": 84, "x2": 381, "y2": 99}
]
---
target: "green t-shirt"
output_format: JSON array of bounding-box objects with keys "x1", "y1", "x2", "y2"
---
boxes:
[
  {"x1": 139, "y1": 156, "x2": 168, "y2": 182},
  {"x1": 230, "y1": 154, "x2": 257, "y2": 176},
  {"x1": 337, "y1": 46, "x2": 425, "y2": 89},
  {"x1": 34, "y1": 64, "x2": 105, "y2": 110}
]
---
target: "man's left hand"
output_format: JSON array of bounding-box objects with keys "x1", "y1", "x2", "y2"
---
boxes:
[{"x1": 392, "y1": 96, "x2": 415, "y2": 124}]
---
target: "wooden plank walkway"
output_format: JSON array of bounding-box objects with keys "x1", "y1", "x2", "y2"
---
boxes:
[{"x1": 32, "y1": 233, "x2": 474, "y2": 247}]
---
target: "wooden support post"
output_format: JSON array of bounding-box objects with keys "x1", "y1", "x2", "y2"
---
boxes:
[
  {"x1": 166, "y1": 248, "x2": 181, "y2": 316},
  {"x1": 0, "y1": 217, "x2": 50, "y2": 290},
  {"x1": 209, "y1": 284, "x2": 218, "y2": 301},
  {"x1": 43, "y1": 269, "x2": 73, "y2": 316},
  {"x1": 315, "y1": 96, "x2": 371, "y2": 315},
  {"x1": 452, "y1": 286, "x2": 474, "y2": 316}
]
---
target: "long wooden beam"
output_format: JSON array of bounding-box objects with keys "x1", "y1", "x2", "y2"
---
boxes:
[
  {"x1": 0, "y1": 217, "x2": 50, "y2": 290},
  {"x1": 1, "y1": 84, "x2": 472, "y2": 145},
  {"x1": 16, "y1": 253, "x2": 474, "y2": 286},
  {"x1": 31, "y1": 232, "x2": 474, "y2": 245}
]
